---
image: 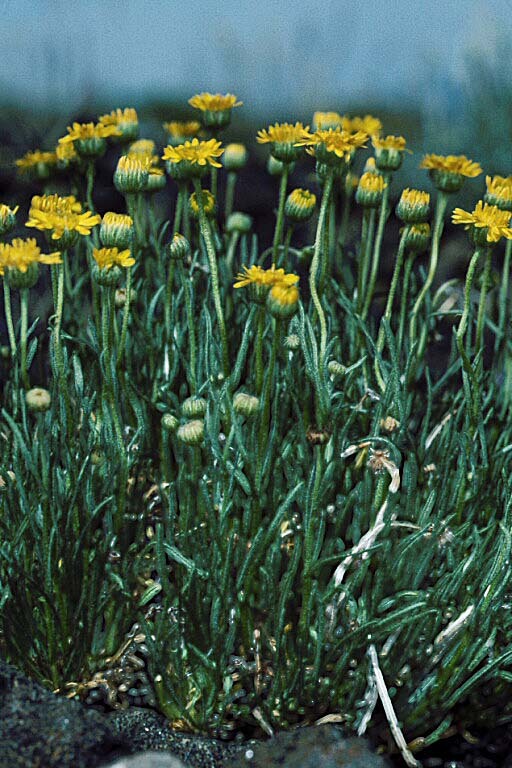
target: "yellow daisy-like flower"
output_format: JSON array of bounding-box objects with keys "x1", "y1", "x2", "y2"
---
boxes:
[
  {"x1": 296, "y1": 128, "x2": 368, "y2": 166},
  {"x1": 92, "y1": 247, "x2": 135, "y2": 271},
  {"x1": 485, "y1": 175, "x2": 512, "y2": 212},
  {"x1": 99, "y1": 107, "x2": 139, "y2": 142},
  {"x1": 420, "y1": 154, "x2": 482, "y2": 193},
  {"x1": 396, "y1": 188, "x2": 430, "y2": 223},
  {"x1": 55, "y1": 141, "x2": 78, "y2": 166},
  {"x1": 372, "y1": 135, "x2": 409, "y2": 171},
  {"x1": 267, "y1": 280, "x2": 300, "y2": 319},
  {"x1": 342, "y1": 114, "x2": 382, "y2": 137},
  {"x1": 129, "y1": 139, "x2": 156, "y2": 156},
  {"x1": 26, "y1": 195, "x2": 101, "y2": 246},
  {"x1": 164, "y1": 120, "x2": 201, "y2": 138},
  {"x1": 189, "y1": 92, "x2": 242, "y2": 112},
  {"x1": 257, "y1": 122, "x2": 310, "y2": 163},
  {"x1": 59, "y1": 121, "x2": 121, "y2": 157},
  {"x1": 234, "y1": 264, "x2": 298, "y2": 289},
  {"x1": 188, "y1": 189, "x2": 216, "y2": 219},
  {"x1": 312, "y1": 112, "x2": 343, "y2": 130},
  {"x1": 15, "y1": 150, "x2": 57, "y2": 178},
  {"x1": 0, "y1": 238, "x2": 61, "y2": 275},
  {"x1": 162, "y1": 138, "x2": 224, "y2": 180},
  {"x1": 452, "y1": 201, "x2": 512, "y2": 245},
  {"x1": 126, "y1": 145, "x2": 165, "y2": 191}
]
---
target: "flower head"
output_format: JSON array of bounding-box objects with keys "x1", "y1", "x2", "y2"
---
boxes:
[
  {"x1": 127, "y1": 144, "x2": 165, "y2": 192},
  {"x1": 420, "y1": 154, "x2": 482, "y2": 193},
  {"x1": 129, "y1": 139, "x2": 156, "y2": 156},
  {"x1": 188, "y1": 189, "x2": 216, "y2": 219},
  {"x1": 114, "y1": 155, "x2": 151, "y2": 194},
  {"x1": 55, "y1": 141, "x2": 79, "y2": 167},
  {"x1": 267, "y1": 281, "x2": 300, "y2": 319},
  {"x1": 355, "y1": 171, "x2": 387, "y2": 208},
  {"x1": 312, "y1": 112, "x2": 343, "y2": 130},
  {"x1": 0, "y1": 238, "x2": 61, "y2": 288},
  {"x1": 257, "y1": 122, "x2": 310, "y2": 163},
  {"x1": 93, "y1": 247, "x2": 135, "y2": 270},
  {"x1": 59, "y1": 122, "x2": 121, "y2": 157},
  {"x1": 234, "y1": 264, "x2": 298, "y2": 305},
  {"x1": 189, "y1": 92, "x2": 242, "y2": 129},
  {"x1": 163, "y1": 121, "x2": 202, "y2": 146},
  {"x1": 396, "y1": 188, "x2": 430, "y2": 223},
  {"x1": 162, "y1": 138, "x2": 224, "y2": 179},
  {"x1": 372, "y1": 135, "x2": 409, "y2": 171},
  {"x1": 296, "y1": 128, "x2": 368, "y2": 166},
  {"x1": 100, "y1": 212, "x2": 134, "y2": 249},
  {"x1": 485, "y1": 175, "x2": 512, "y2": 213},
  {"x1": 26, "y1": 194, "x2": 100, "y2": 247},
  {"x1": 452, "y1": 201, "x2": 512, "y2": 245},
  {"x1": 223, "y1": 143, "x2": 248, "y2": 171},
  {"x1": 401, "y1": 223, "x2": 431, "y2": 253},
  {"x1": 99, "y1": 107, "x2": 139, "y2": 142},
  {"x1": 15, "y1": 150, "x2": 57, "y2": 179},
  {"x1": 0, "y1": 204, "x2": 19, "y2": 236},
  {"x1": 285, "y1": 188, "x2": 317, "y2": 222},
  {"x1": 342, "y1": 114, "x2": 382, "y2": 137}
]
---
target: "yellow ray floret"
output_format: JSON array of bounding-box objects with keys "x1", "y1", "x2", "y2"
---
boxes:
[
  {"x1": 342, "y1": 115, "x2": 382, "y2": 136},
  {"x1": 93, "y1": 247, "x2": 135, "y2": 271},
  {"x1": 162, "y1": 138, "x2": 224, "y2": 167},
  {"x1": 59, "y1": 122, "x2": 121, "y2": 144},
  {"x1": 16, "y1": 150, "x2": 57, "y2": 172},
  {"x1": 452, "y1": 201, "x2": 512, "y2": 243},
  {"x1": 234, "y1": 264, "x2": 299, "y2": 289},
  {"x1": 358, "y1": 172, "x2": 387, "y2": 194},
  {"x1": 257, "y1": 122, "x2": 310, "y2": 145},
  {"x1": 27, "y1": 195, "x2": 101, "y2": 240},
  {"x1": 0, "y1": 238, "x2": 61, "y2": 275},
  {"x1": 420, "y1": 154, "x2": 482, "y2": 178},
  {"x1": 29, "y1": 194, "x2": 83, "y2": 215},
  {"x1": 163, "y1": 121, "x2": 202, "y2": 138},
  {"x1": 189, "y1": 93, "x2": 242, "y2": 111},
  {"x1": 296, "y1": 128, "x2": 368, "y2": 159},
  {"x1": 99, "y1": 107, "x2": 138, "y2": 127},
  {"x1": 372, "y1": 135, "x2": 409, "y2": 152}
]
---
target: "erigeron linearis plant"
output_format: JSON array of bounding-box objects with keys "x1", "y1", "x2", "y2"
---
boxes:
[{"x1": 1, "y1": 98, "x2": 512, "y2": 764}]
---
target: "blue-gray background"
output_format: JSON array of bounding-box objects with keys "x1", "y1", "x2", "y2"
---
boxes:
[{"x1": 2, "y1": 0, "x2": 510, "y2": 117}]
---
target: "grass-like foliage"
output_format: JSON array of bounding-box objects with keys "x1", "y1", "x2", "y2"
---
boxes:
[{"x1": 1, "y1": 103, "x2": 512, "y2": 759}]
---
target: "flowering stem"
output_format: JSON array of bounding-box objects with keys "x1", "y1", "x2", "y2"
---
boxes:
[
  {"x1": 86, "y1": 162, "x2": 96, "y2": 213},
  {"x1": 309, "y1": 169, "x2": 334, "y2": 368},
  {"x1": 173, "y1": 185, "x2": 185, "y2": 235},
  {"x1": 475, "y1": 247, "x2": 492, "y2": 363},
  {"x1": 496, "y1": 237, "x2": 512, "y2": 355},
  {"x1": 255, "y1": 318, "x2": 281, "y2": 491},
  {"x1": 361, "y1": 183, "x2": 390, "y2": 320},
  {"x1": 193, "y1": 177, "x2": 230, "y2": 377},
  {"x1": 52, "y1": 261, "x2": 70, "y2": 416},
  {"x1": 356, "y1": 208, "x2": 377, "y2": 313},
  {"x1": 178, "y1": 261, "x2": 197, "y2": 393},
  {"x1": 225, "y1": 231, "x2": 240, "y2": 275},
  {"x1": 409, "y1": 191, "x2": 448, "y2": 350},
  {"x1": 225, "y1": 171, "x2": 237, "y2": 222},
  {"x1": 254, "y1": 305, "x2": 266, "y2": 395},
  {"x1": 20, "y1": 288, "x2": 29, "y2": 390},
  {"x1": 272, "y1": 164, "x2": 290, "y2": 263},
  {"x1": 338, "y1": 176, "x2": 353, "y2": 250},
  {"x1": 116, "y1": 267, "x2": 132, "y2": 367},
  {"x1": 3, "y1": 281, "x2": 17, "y2": 360},
  {"x1": 164, "y1": 261, "x2": 176, "y2": 342},
  {"x1": 456, "y1": 248, "x2": 482, "y2": 427},
  {"x1": 397, "y1": 252, "x2": 415, "y2": 351}
]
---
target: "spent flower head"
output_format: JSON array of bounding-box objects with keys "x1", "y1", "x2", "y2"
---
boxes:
[
  {"x1": 452, "y1": 201, "x2": 512, "y2": 246},
  {"x1": 420, "y1": 154, "x2": 482, "y2": 193}
]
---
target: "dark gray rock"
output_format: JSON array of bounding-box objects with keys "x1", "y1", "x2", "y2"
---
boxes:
[{"x1": 0, "y1": 659, "x2": 129, "y2": 768}]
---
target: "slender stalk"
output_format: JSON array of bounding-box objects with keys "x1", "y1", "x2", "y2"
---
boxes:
[
  {"x1": 20, "y1": 288, "x2": 29, "y2": 390},
  {"x1": 224, "y1": 171, "x2": 237, "y2": 221},
  {"x1": 362, "y1": 184, "x2": 390, "y2": 320},
  {"x1": 299, "y1": 446, "x2": 323, "y2": 639},
  {"x1": 3, "y1": 281, "x2": 17, "y2": 359},
  {"x1": 356, "y1": 209, "x2": 376, "y2": 312},
  {"x1": 173, "y1": 185, "x2": 185, "y2": 235},
  {"x1": 254, "y1": 305, "x2": 266, "y2": 396},
  {"x1": 376, "y1": 227, "x2": 409, "y2": 354},
  {"x1": 397, "y1": 252, "x2": 415, "y2": 351},
  {"x1": 52, "y1": 260, "x2": 71, "y2": 417},
  {"x1": 255, "y1": 319, "x2": 281, "y2": 490},
  {"x1": 475, "y1": 247, "x2": 492, "y2": 363},
  {"x1": 86, "y1": 162, "x2": 96, "y2": 213},
  {"x1": 409, "y1": 192, "x2": 448, "y2": 349},
  {"x1": 225, "y1": 231, "x2": 240, "y2": 275},
  {"x1": 456, "y1": 248, "x2": 482, "y2": 425},
  {"x1": 164, "y1": 260, "x2": 176, "y2": 341},
  {"x1": 496, "y1": 238, "x2": 512, "y2": 354},
  {"x1": 309, "y1": 169, "x2": 335, "y2": 367},
  {"x1": 338, "y1": 177, "x2": 353, "y2": 250},
  {"x1": 116, "y1": 267, "x2": 133, "y2": 367},
  {"x1": 272, "y1": 164, "x2": 290, "y2": 263},
  {"x1": 193, "y1": 177, "x2": 230, "y2": 377},
  {"x1": 178, "y1": 261, "x2": 197, "y2": 393}
]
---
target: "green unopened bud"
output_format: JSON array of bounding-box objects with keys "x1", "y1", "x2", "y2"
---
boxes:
[
  {"x1": 266, "y1": 281, "x2": 300, "y2": 320},
  {"x1": 285, "y1": 189, "x2": 316, "y2": 223},
  {"x1": 284, "y1": 333, "x2": 300, "y2": 350},
  {"x1": 226, "y1": 212, "x2": 252, "y2": 234},
  {"x1": 233, "y1": 392, "x2": 259, "y2": 418},
  {"x1": 182, "y1": 396, "x2": 207, "y2": 418},
  {"x1": 100, "y1": 212, "x2": 134, "y2": 249},
  {"x1": 168, "y1": 233, "x2": 191, "y2": 262},
  {"x1": 396, "y1": 189, "x2": 430, "y2": 223},
  {"x1": 223, "y1": 143, "x2": 248, "y2": 171},
  {"x1": 161, "y1": 413, "x2": 179, "y2": 432},
  {"x1": 177, "y1": 419, "x2": 204, "y2": 445},
  {"x1": 114, "y1": 155, "x2": 149, "y2": 194},
  {"x1": 0, "y1": 204, "x2": 18, "y2": 236},
  {"x1": 267, "y1": 156, "x2": 295, "y2": 176},
  {"x1": 355, "y1": 172, "x2": 387, "y2": 209},
  {"x1": 92, "y1": 264, "x2": 122, "y2": 288},
  {"x1": 401, "y1": 223, "x2": 431, "y2": 253},
  {"x1": 25, "y1": 387, "x2": 51, "y2": 412},
  {"x1": 189, "y1": 190, "x2": 216, "y2": 220},
  {"x1": 372, "y1": 136, "x2": 408, "y2": 172},
  {"x1": 328, "y1": 360, "x2": 346, "y2": 378},
  {"x1": 6, "y1": 263, "x2": 39, "y2": 290}
]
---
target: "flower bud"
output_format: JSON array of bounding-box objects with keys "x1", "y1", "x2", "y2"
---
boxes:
[
  {"x1": 226, "y1": 212, "x2": 252, "y2": 234},
  {"x1": 266, "y1": 281, "x2": 300, "y2": 319},
  {"x1": 284, "y1": 333, "x2": 300, "y2": 350},
  {"x1": 223, "y1": 143, "x2": 248, "y2": 171},
  {"x1": 161, "y1": 413, "x2": 179, "y2": 432},
  {"x1": 267, "y1": 156, "x2": 295, "y2": 176},
  {"x1": 233, "y1": 392, "x2": 259, "y2": 418},
  {"x1": 372, "y1": 135, "x2": 408, "y2": 172},
  {"x1": 25, "y1": 387, "x2": 51, "y2": 413},
  {"x1": 355, "y1": 172, "x2": 387, "y2": 209},
  {"x1": 100, "y1": 212, "x2": 134, "y2": 249},
  {"x1": 114, "y1": 155, "x2": 149, "y2": 195},
  {"x1": 177, "y1": 419, "x2": 204, "y2": 445},
  {"x1": 401, "y1": 223, "x2": 431, "y2": 253},
  {"x1": 188, "y1": 190, "x2": 216, "y2": 220},
  {"x1": 92, "y1": 264, "x2": 123, "y2": 288},
  {"x1": 182, "y1": 396, "x2": 207, "y2": 418},
  {"x1": 6, "y1": 263, "x2": 39, "y2": 290},
  {"x1": 168, "y1": 233, "x2": 191, "y2": 262},
  {"x1": 285, "y1": 189, "x2": 316, "y2": 223},
  {"x1": 0, "y1": 204, "x2": 19, "y2": 236},
  {"x1": 396, "y1": 189, "x2": 430, "y2": 223},
  {"x1": 328, "y1": 360, "x2": 346, "y2": 379}
]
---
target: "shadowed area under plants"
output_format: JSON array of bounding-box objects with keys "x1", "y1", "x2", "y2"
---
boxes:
[{"x1": 1, "y1": 100, "x2": 512, "y2": 767}]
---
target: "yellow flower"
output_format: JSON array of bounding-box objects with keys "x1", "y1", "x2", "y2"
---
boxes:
[
  {"x1": 100, "y1": 212, "x2": 133, "y2": 249},
  {"x1": 223, "y1": 143, "x2": 248, "y2": 171},
  {"x1": 59, "y1": 122, "x2": 121, "y2": 157},
  {"x1": 485, "y1": 175, "x2": 512, "y2": 212},
  {"x1": 164, "y1": 120, "x2": 201, "y2": 138},
  {"x1": 396, "y1": 188, "x2": 430, "y2": 223},
  {"x1": 114, "y1": 154, "x2": 151, "y2": 194},
  {"x1": 257, "y1": 122, "x2": 310, "y2": 162},
  {"x1": 267, "y1": 281, "x2": 300, "y2": 319},
  {"x1": 55, "y1": 141, "x2": 78, "y2": 166},
  {"x1": 26, "y1": 194, "x2": 101, "y2": 245},
  {"x1": 0, "y1": 238, "x2": 61, "y2": 275},
  {"x1": 312, "y1": 112, "x2": 343, "y2": 130},
  {"x1": 342, "y1": 114, "x2": 382, "y2": 136},
  {"x1": 0, "y1": 204, "x2": 19, "y2": 235},
  {"x1": 129, "y1": 139, "x2": 156, "y2": 155},
  {"x1": 372, "y1": 135, "x2": 409, "y2": 171},
  {"x1": 126, "y1": 145, "x2": 165, "y2": 191},
  {"x1": 234, "y1": 264, "x2": 298, "y2": 289},
  {"x1": 296, "y1": 128, "x2": 368, "y2": 166},
  {"x1": 15, "y1": 150, "x2": 57, "y2": 178},
  {"x1": 99, "y1": 108, "x2": 139, "y2": 141},
  {"x1": 93, "y1": 247, "x2": 135, "y2": 270},
  {"x1": 162, "y1": 138, "x2": 224, "y2": 179},
  {"x1": 188, "y1": 190, "x2": 216, "y2": 219},
  {"x1": 355, "y1": 171, "x2": 387, "y2": 208},
  {"x1": 189, "y1": 92, "x2": 242, "y2": 111},
  {"x1": 420, "y1": 154, "x2": 482, "y2": 193},
  {"x1": 452, "y1": 201, "x2": 512, "y2": 244}
]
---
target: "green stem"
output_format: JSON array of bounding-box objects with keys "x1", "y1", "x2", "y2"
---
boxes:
[
  {"x1": 361, "y1": 184, "x2": 391, "y2": 320},
  {"x1": 299, "y1": 446, "x2": 323, "y2": 639},
  {"x1": 409, "y1": 192, "x2": 448, "y2": 349},
  {"x1": 178, "y1": 261, "x2": 197, "y2": 393},
  {"x1": 496, "y1": 238, "x2": 512, "y2": 354},
  {"x1": 116, "y1": 267, "x2": 133, "y2": 367},
  {"x1": 3, "y1": 281, "x2": 17, "y2": 359},
  {"x1": 309, "y1": 169, "x2": 335, "y2": 368},
  {"x1": 225, "y1": 231, "x2": 240, "y2": 275},
  {"x1": 193, "y1": 178, "x2": 230, "y2": 377},
  {"x1": 376, "y1": 227, "x2": 409, "y2": 355},
  {"x1": 475, "y1": 247, "x2": 492, "y2": 363},
  {"x1": 255, "y1": 305, "x2": 266, "y2": 396},
  {"x1": 397, "y1": 252, "x2": 415, "y2": 351},
  {"x1": 456, "y1": 248, "x2": 482, "y2": 426},
  {"x1": 272, "y1": 165, "x2": 290, "y2": 263},
  {"x1": 86, "y1": 162, "x2": 96, "y2": 213},
  {"x1": 255, "y1": 319, "x2": 281, "y2": 490},
  {"x1": 164, "y1": 260, "x2": 176, "y2": 341},
  {"x1": 225, "y1": 171, "x2": 237, "y2": 221},
  {"x1": 338, "y1": 176, "x2": 353, "y2": 250},
  {"x1": 52, "y1": 261, "x2": 70, "y2": 417},
  {"x1": 20, "y1": 288, "x2": 29, "y2": 390},
  {"x1": 356, "y1": 209, "x2": 376, "y2": 312},
  {"x1": 173, "y1": 185, "x2": 185, "y2": 235}
]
